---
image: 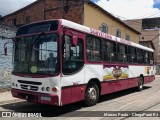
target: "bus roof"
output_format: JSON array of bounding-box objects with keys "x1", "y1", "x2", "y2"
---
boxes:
[{"x1": 61, "y1": 19, "x2": 154, "y2": 52}]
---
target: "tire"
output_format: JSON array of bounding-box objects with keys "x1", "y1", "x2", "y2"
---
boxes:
[
  {"x1": 137, "y1": 77, "x2": 143, "y2": 91},
  {"x1": 84, "y1": 82, "x2": 99, "y2": 106}
]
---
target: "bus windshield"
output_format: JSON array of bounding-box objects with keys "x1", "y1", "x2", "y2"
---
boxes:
[{"x1": 13, "y1": 33, "x2": 59, "y2": 75}]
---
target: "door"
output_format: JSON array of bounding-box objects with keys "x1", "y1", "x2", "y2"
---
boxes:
[{"x1": 61, "y1": 29, "x2": 85, "y2": 105}]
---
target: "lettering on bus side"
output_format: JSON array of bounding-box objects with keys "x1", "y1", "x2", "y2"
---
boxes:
[
  {"x1": 90, "y1": 28, "x2": 112, "y2": 40},
  {"x1": 120, "y1": 38, "x2": 131, "y2": 45}
]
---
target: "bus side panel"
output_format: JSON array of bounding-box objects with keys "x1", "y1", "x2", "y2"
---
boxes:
[
  {"x1": 101, "y1": 82, "x2": 114, "y2": 95},
  {"x1": 128, "y1": 78, "x2": 138, "y2": 88},
  {"x1": 144, "y1": 75, "x2": 155, "y2": 84},
  {"x1": 129, "y1": 65, "x2": 155, "y2": 86},
  {"x1": 61, "y1": 67, "x2": 85, "y2": 105},
  {"x1": 84, "y1": 64, "x2": 103, "y2": 85},
  {"x1": 112, "y1": 80, "x2": 128, "y2": 92},
  {"x1": 129, "y1": 65, "x2": 155, "y2": 78},
  {"x1": 61, "y1": 87, "x2": 71, "y2": 105},
  {"x1": 71, "y1": 85, "x2": 86, "y2": 103},
  {"x1": 61, "y1": 86, "x2": 86, "y2": 105},
  {"x1": 120, "y1": 80, "x2": 129, "y2": 90}
]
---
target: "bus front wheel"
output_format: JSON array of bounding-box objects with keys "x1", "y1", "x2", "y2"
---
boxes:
[
  {"x1": 137, "y1": 77, "x2": 144, "y2": 91},
  {"x1": 84, "y1": 82, "x2": 99, "y2": 106}
]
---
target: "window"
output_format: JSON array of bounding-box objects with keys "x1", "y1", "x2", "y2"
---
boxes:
[
  {"x1": 137, "y1": 49, "x2": 143, "y2": 64},
  {"x1": 87, "y1": 36, "x2": 101, "y2": 61},
  {"x1": 100, "y1": 23, "x2": 108, "y2": 33},
  {"x1": 62, "y1": 35, "x2": 84, "y2": 74},
  {"x1": 117, "y1": 44, "x2": 127, "y2": 63},
  {"x1": 149, "y1": 52, "x2": 154, "y2": 64},
  {"x1": 25, "y1": 16, "x2": 31, "y2": 24},
  {"x1": 16, "y1": 21, "x2": 59, "y2": 35},
  {"x1": 39, "y1": 36, "x2": 57, "y2": 61},
  {"x1": 126, "y1": 34, "x2": 130, "y2": 41},
  {"x1": 116, "y1": 29, "x2": 121, "y2": 38},
  {"x1": 103, "y1": 40, "x2": 116, "y2": 62},
  {"x1": 10, "y1": 18, "x2": 16, "y2": 26},
  {"x1": 144, "y1": 51, "x2": 149, "y2": 64},
  {"x1": 128, "y1": 47, "x2": 136, "y2": 63},
  {"x1": 14, "y1": 34, "x2": 59, "y2": 75},
  {"x1": 27, "y1": 24, "x2": 51, "y2": 34}
]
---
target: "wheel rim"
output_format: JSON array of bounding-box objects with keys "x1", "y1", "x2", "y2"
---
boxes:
[
  {"x1": 139, "y1": 79, "x2": 143, "y2": 89},
  {"x1": 87, "y1": 87, "x2": 97, "y2": 102}
]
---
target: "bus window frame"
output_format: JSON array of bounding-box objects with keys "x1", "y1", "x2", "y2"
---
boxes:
[
  {"x1": 102, "y1": 39, "x2": 116, "y2": 62},
  {"x1": 86, "y1": 35, "x2": 102, "y2": 62},
  {"x1": 62, "y1": 34, "x2": 84, "y2": 75},
  {"x1": 117, "y1": 43, "x2": 128, "y2": 63}
]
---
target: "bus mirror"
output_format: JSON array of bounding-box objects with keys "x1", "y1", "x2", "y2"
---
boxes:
[
  {"x1": 65, "y1": 36, "x2": 71, "y2": 60},
  {"x1": 72, "y1": 35, "x2": 78, "y2": 46}
]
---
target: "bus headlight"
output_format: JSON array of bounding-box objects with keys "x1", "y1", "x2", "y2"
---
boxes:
[
  {"x1": 41, "y1": 87, "x2": 45, "y2": 91},
  {"x1": 46, "y1": 87, "x2": 50, "y2": 91}
]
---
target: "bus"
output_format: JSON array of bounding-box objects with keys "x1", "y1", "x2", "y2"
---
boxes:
[{"x1": 8, "y1": 19, "x2": 155, "y2": 106}]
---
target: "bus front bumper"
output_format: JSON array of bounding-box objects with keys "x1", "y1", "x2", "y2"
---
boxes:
[{"x1": 11, "y1": 88, "x2": 59, "y2": 106}]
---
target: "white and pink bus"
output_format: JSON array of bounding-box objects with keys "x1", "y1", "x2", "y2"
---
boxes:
[{"x1": 9, "y1": 19, "x2": 155, "y2": 106}]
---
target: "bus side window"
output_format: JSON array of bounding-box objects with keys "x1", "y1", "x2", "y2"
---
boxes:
[
  {"x1": 86, "y1": 35, "x2": 102, "y2": 62},
  {"x1": 149, "y1": 52, "x2": 154, "y2": 64},
  {"x1": 117, "y1": 44, "x2": 127, "y2": 63},
  {"x1": 137, "y1": 49, "x2": 141, "y2": 63},
  {"x1": 128, "y1": 46, "x2": 136, "y2": 63},
  {"x1": 103, "y1": 40, "x2": 116, "y2": 62},
  {"x1": 62, "y1": 35, "x2": 84, "y2": 74},
  {"x1": 144, "y1": 51, "x2": 149, "y2": 64}
]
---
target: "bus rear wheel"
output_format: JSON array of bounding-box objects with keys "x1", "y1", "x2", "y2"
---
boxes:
[
  {"x1": 84, "y1": 82, "x2": 99, "y2": 106},
  {"x1": 137, "y1": 77, "x2": 143, "y2": 91}
]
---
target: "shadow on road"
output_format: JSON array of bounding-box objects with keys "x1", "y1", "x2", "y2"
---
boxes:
[
  {"x1": 1, "y1": 101, "x2": 84, "y2": 117},
  {"x1": 99, "y1": 86, "x2": 151, "y2": 103},
  {"x1": 0, "y1": 86, "x2": 151, "y2": 117}
]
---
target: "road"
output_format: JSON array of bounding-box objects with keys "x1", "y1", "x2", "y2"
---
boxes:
[{"x1": 1, "y1": 77, "x2": 160, "y2": 120}]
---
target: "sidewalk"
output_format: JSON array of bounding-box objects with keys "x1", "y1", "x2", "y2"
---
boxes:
[
  {"x1": 155, "y1": 75, "x2": 160, "y2": 78},
  {"x1": 0, "y1": 75, "x2": 160, "y2": 105}
]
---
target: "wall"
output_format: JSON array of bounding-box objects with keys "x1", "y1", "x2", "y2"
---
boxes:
[
  {"x1": 44, "y1": 0, "x2": 83, "y2": 24},
  {"x1": 124, "y1": 19, "x2": 142, "y2": 33},
  {"x1": 3, "y1": 0, "x2": 83, "y2": 26},
  {"x1": 3, "y1": 0, "x2": 45, "y2": 26},
  {"x1": 84, "y1": 3, "x2": 140, "y2": 43},
  {"x1": 0, "y1": 24, "x2": 16, "y2": 88}
]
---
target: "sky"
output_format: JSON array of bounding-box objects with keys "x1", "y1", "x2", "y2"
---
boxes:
[
  {"x1": 0, "y1": 0, "x2": 37, "y2": 16},
  {"x1": 95, "y1": 0, "x2": 160, "y2": 20},
  {"x1": 0, "y1": 0, "x2": 160, "y2": 20}
]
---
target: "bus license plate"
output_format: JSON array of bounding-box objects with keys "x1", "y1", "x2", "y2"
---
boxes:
[{"x1": 41, "y1": 96, "x2": 51, "y2": 101}]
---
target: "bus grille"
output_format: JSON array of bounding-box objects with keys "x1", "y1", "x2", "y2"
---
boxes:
[{"x1": 20, "y1": 84, "x2": 39, "y2": 91}]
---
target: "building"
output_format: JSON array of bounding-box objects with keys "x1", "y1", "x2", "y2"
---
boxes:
[
  {"x1": 124, "y1": 17, "x2": 160, "y2": 74},
  {"x1": 1, "y1": 0, "x2": 140, "y2": 43}
]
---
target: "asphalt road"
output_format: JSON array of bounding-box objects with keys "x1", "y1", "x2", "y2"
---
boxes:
[{"x1": 1, "y1": 77, "x2": 160, "y2": 120}]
